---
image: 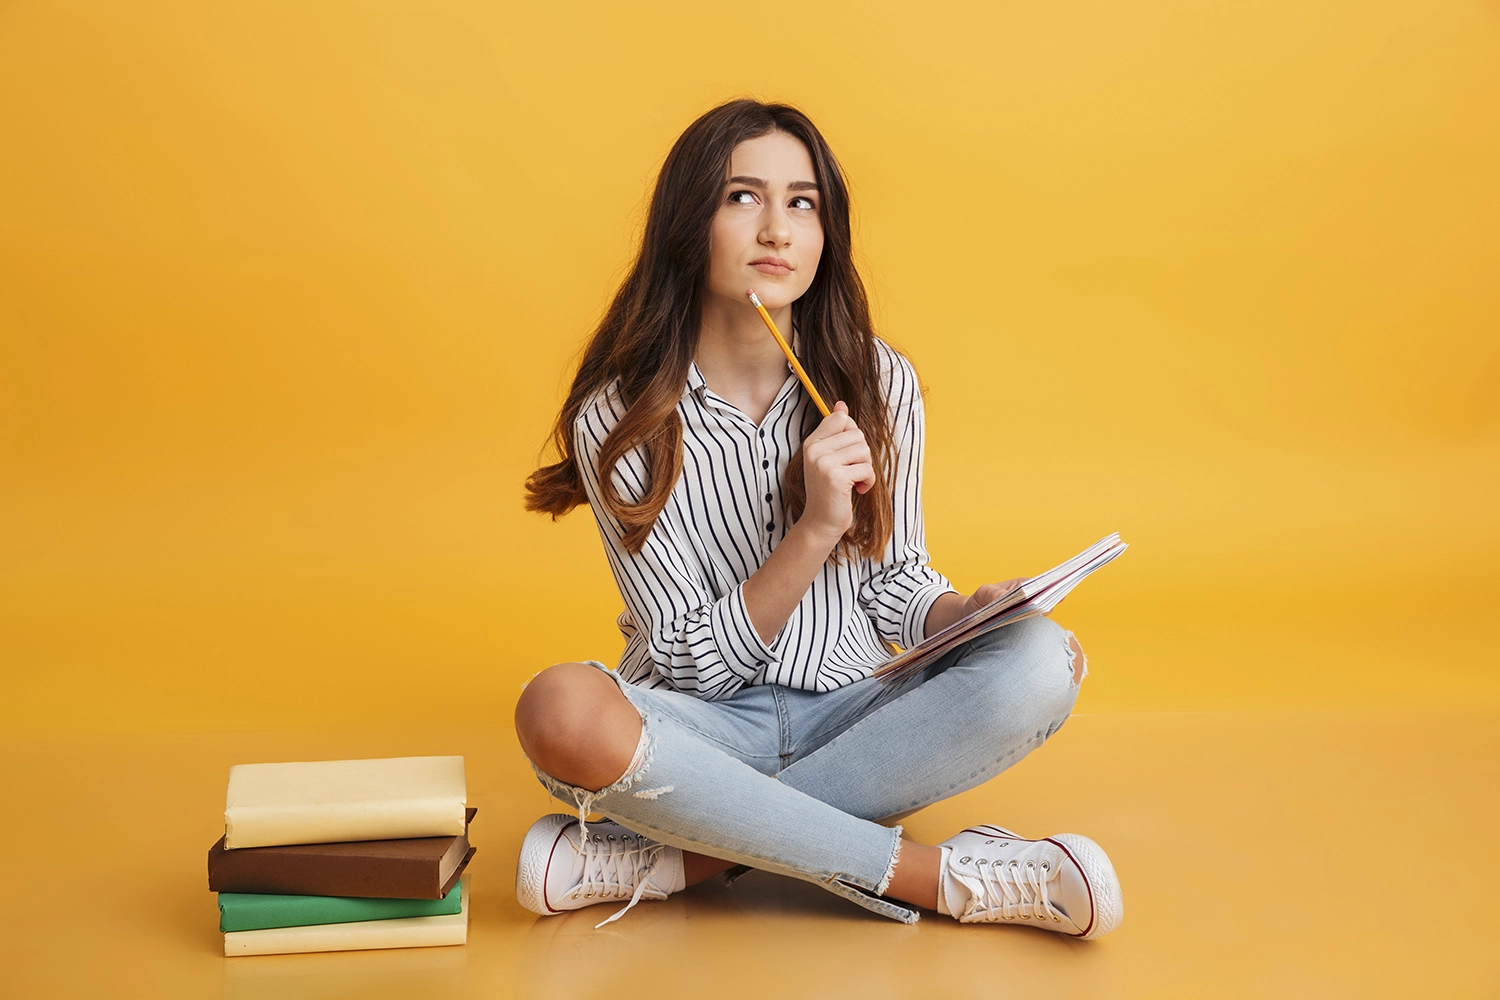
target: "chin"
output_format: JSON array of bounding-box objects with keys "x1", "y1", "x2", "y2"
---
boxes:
[{"x1": 747, "y1": 283, "x2": 807, "y2": 310}]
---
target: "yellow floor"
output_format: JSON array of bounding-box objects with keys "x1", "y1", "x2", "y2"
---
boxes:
[{"x1": 2, "y1": 710, "x2": 1495, "y2": 999}]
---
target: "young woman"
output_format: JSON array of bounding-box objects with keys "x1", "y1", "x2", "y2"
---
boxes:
[{"x1": 513, "y1": 99, "x2": 1122, "y2": 936}]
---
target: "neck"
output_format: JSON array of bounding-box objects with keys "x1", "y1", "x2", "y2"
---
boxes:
[{"x1": 694, "y1": 292, "x2": 795, "y2": 422}]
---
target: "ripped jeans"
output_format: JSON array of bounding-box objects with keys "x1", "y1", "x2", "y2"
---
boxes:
[{"x1": 529, "y1": 616, "x2": 1084, "y2": 924}]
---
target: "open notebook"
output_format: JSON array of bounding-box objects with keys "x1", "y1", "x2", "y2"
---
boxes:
[{"x1": 873, "y1": 533, "x2": 1128, "y2": 684}]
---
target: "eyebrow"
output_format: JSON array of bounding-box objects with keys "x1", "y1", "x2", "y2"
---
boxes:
[{"x1": 726, "y1": 175, "x2": 820, "y2": 193}]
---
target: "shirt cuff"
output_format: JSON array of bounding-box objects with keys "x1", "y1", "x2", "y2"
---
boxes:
[
  {"x1": 710, "y1": 582, "x2": 780, "y2": 682},
  {"x1": 902, "y1": 578, "x2": 959, "y2": 649}
]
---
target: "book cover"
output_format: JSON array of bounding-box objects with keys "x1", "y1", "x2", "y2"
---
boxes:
[
  {"x1": 219, "y1": 874, "x2": 463, "y2": 932},
  {"x1": 224, "y1": 755, "x2": 467, "y2": 849},
  {"x1": 223, "y1": 876, "x2": 470, "y2": 957},
  {"x1": 209, "y1": 809, "x2": 475, "y2": 899}
]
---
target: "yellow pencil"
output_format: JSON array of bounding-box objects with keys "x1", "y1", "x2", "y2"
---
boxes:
[{"x1": 746, "y1": 290, "x2": 831, "y2": 417}]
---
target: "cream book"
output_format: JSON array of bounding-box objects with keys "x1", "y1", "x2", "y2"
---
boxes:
[
  {"x1": 224, "y1": 756, "x2": 467, "y2": 850},
  {"x1": 223, "y1": 876, "x2": 469, "y2": 956}
]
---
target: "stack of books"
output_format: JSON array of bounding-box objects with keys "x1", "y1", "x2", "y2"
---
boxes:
[{"x1": 207, "y1": 756, "x2": 475, "y2": 957}]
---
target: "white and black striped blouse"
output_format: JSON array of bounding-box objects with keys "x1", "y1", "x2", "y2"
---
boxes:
[{"x1": 574, "y1": 339, "x2": 955, "y2": 701}]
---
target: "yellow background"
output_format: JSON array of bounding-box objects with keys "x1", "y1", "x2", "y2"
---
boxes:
[
  {"x1": 3, "y1": 0, "x2": 1498, "y2": 732},
  {"x1": 2, "y1": 5, "x2": 1498, "y2": 996}
]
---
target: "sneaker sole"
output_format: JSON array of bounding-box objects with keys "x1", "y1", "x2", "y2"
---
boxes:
[
  {"x1": 1050, "y1": 833, "x2": 1124, "y2": 940},
  {"x1": 515, "y1": 813, "x2": 577, "y2": 916}
]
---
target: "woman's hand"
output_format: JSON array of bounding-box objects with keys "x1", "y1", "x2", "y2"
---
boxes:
[
  {"x1": 797, "y1": 401, "x2": 874, "y2": 542},
  {"x1": 922, "y1": 577, "x2": 1028, "y2": 639},
  {"x1": 960, "y1": 578, "x2": 1027, "y2": 618}
]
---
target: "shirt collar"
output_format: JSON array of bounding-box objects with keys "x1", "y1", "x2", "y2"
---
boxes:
[
  {"x1": 684, "y1": 361, "x2": 708, "y2": 399},
  {"x1": 684, "y1": 358, "x2": 807, "y2": 421}
]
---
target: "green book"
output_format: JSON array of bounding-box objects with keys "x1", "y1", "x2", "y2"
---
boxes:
[{"x1": 218, "y1": 878, "x2": 462, "y2": 932}]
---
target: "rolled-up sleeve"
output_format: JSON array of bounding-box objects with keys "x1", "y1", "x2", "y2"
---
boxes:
[
  {"x1": 574, "y1": 400, "x2": 777, "y2": 700},
  {"x1": 858, "y1": 350, "x2": 957, "y2": 649}
]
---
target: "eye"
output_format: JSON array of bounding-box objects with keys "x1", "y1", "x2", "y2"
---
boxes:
[
  {"x1": 790, "y1": 196, "x2": 816, "y2": 211},
  {"x1": 727, "y1": 190, "x2": 757, "y2": 205}
]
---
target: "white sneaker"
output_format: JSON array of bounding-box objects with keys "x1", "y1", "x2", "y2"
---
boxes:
[
  {"x1": 515, "y1": 814, "x2": 685, "y2": 927},
  {"x1": 938, "y1": 824, "x2": 1123, "y2": 939}
]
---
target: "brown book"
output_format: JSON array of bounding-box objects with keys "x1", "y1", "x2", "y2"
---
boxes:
[{"x1": 208, "y1": 808, "x2": 476, "y2": 899}]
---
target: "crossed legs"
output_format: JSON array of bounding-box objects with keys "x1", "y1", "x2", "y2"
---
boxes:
[{"x1": 514, "y1": 619, "x2": 1087, "y2": 912}]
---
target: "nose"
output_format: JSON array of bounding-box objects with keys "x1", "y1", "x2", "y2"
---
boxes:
[{"x1": 759, "y1": 200, "x2": 791, "y2": 248}]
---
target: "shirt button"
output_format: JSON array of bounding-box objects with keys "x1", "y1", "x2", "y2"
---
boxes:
[
  {"x1": 758, "y1": 430, "x2": 765, "y2": 438},
  {"x1": 762, "y1": 460, "x2": 770, "y2": 469},
  {"x1": 767, "y1": 521, "x2": 775, "y2": 531},
  {"x1": 765, "y1": 492, "x2": 773, "y2": 502}
]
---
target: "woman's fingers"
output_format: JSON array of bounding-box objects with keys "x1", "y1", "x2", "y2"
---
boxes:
[
  {"x1": 807, "y1": 401, "x2": 860, "y2": 443},
  {"x1": 808, "y1": 450, "x2": 873, "y2": 492},
  {"x1": 805, "y1": 439, "x2": 874, "y2": 495},
  {"x1": 973, "y1": 578, "x2": 1027, "y2": 608},
  {"x1": 805, "y1": 429, "x2": 868, "y2": 464},
  {"x1": 810, "y1": 418, "x2": 856, "y2": 443},
  {"x1": 812, "y1": 435, "x2": 871, "y2": 465},
  {"x1": 801, "y1": 400, "x2": 875, "y2": 503}
]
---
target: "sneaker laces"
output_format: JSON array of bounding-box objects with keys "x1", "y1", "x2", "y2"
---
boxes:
[
  {"x1": 567, "y1": 829, "x2": 670, "y2": 929},
  {"x1": 958, "y1": 858, "x2": 1065, "y2": 924}
]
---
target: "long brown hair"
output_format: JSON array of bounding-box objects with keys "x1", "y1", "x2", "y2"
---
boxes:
[{"x1": 525, "y1": 99, "x2": 896, "y2": 559}]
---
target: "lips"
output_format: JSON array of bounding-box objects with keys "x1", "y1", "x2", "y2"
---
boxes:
[{"x1": 750, "y1": 256, "x2": 793, "y2": 276}]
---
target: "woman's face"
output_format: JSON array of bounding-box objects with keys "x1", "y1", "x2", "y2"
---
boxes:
[{"x1": 706, "y1": 131, "x2": 824, "y2": 312}]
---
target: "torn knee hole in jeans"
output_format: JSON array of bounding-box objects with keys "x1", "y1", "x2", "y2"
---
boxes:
[
  {"x1": 1064, "y1": 631, "x2": 1088, "y2": 686},
  {"x1": 530, "y1": 715, "x2": 663, "y2": 838}
]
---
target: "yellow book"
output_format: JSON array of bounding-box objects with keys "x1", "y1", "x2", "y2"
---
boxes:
[{"x1": 224, "y1": 756, "x2": 467, "y2": 849}]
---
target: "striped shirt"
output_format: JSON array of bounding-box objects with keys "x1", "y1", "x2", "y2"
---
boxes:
[{"x1": 574, "y1": 339, "x2": 955, "y2": 701}]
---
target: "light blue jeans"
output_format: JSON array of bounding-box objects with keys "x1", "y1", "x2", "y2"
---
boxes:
[{"x1": 530, "y1": 616, "x2": 1084, "y2": 923}]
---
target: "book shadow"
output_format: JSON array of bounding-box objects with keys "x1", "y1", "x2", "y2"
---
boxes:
[{"x1": 220, "y1": 942, "x2": 468, "y2": 1000}]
